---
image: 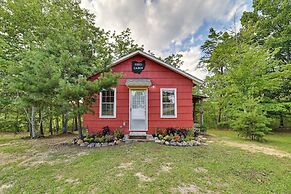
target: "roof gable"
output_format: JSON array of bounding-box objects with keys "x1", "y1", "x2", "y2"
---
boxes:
[{"x1": 109, "y1": 50, "x2": 202, "y2": 84}]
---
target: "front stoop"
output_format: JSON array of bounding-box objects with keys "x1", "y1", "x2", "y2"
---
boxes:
[{"x1": 124, "y1": 132, "x2": 154, "y2": 142}]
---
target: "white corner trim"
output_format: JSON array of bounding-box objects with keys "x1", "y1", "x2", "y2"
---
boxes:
[
  {"x1": 99, "y1": 88, "x2": 116, "y2": 118},
  {"x1": 160, "y1": 88, "x2": 177, "y2": 118}
]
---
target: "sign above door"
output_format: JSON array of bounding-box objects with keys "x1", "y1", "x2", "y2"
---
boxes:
[{"x1": 132, "y1": 60, "x2": 145, "y2": 74}]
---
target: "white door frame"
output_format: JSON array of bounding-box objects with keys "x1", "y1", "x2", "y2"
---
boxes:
[{"x1": 129, "y1": 88, "x2": 148, "y2": 131}]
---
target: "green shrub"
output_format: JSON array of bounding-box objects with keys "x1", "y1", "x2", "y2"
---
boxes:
[
  {"x1": 163, "y1": 135, "x2": 173, "y2": 141},
  {"x1": 156, "y1": 128, "x2": 167, "y2": 136},
  {"x1": 232, "y1": 99, "x2": 271, "y2": 141},
  {"x1": 113, "y1": 128, "x2": 124, "y2": 139},
  {"x1": 105, "y1": 135, "x2": 114, "y2": 142},
  {"x1": 184, "y1": 136, "x2": 194, "y2": 141},
  {"x1": 95, "y1": 136, "x2": 105, "y2": 143}
]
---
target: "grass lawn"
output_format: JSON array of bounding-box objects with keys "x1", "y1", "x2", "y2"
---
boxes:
[{"x1": 0, "y1": 133, "x2": 290, "y2": 194}]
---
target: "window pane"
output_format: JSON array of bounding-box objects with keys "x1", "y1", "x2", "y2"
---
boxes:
[
  {"x1": 162, "y1": 90, "x2": 175, "y2": 103},
  {"x1": 163, "y1": 104, "x2": 175, "y2": 116},
  {"x1": 101, "y1": 89, "x2": 115, "y2": 116},
  {"x1": 101, "y1": 103, "x2": 114, "y2": 116},
  {"x1": 162, "y1": 89, "x2": 176, "y2": 116}
]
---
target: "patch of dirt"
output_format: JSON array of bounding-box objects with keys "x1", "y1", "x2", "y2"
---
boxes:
[
  {"x1": 160, "y1": 163, "x2": 172, "y2": 173},
  {"x1": 65, "y1": 178, "x2": 80, "y2": 184},
  {"x1": 0, "y1": 142, "x2": 19, "y2": 147},
  {"x1": 143, "y1": 157, "x2": 154, "y2": 163},
  {"x1": 194, "y1": 167, "x2": 208, "y2": 173},
  {"x1": 76, "y1": 151, "x2": 89, "y2": 157},
  {"x1": 171, "y1": 184, "x2": 201, "y2": 194},
  {"x1": 118, "y1": 162, "x2": 133, "y2": 169},
  {"x1": 116, "y1": 173, "x2": 124, "y2": 177},
  {"x1": 18, "y1": 151, "x2": 51, "y2": 167},
  {"x1": 135, "y1": 172, "x2": 153, "y2": 182},
  {"x1": 0, "y1": 183, "x2": 13, "y2": 193},
  {"x1": 223, "y1": 141, "x2": 291, "y2": 158},
  {"x1": 0, "y1": 153, "x2": 13, "y2": 165}
]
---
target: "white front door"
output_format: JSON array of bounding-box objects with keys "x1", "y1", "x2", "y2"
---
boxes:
[{"x1": 129, "y1": 89, "x2": 148, "y2": 131}]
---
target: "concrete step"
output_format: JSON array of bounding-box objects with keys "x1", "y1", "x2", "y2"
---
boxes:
[{"x1": 124, "y1": 132, "x2": 154, "y2": 142}]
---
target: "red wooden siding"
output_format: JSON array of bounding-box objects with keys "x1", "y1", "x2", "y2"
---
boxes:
[{"x1": 84, "y1": 54, "x2": 194, "y2": 135}]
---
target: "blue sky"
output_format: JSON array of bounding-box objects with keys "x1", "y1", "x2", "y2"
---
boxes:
[{"x1": 81, "y1": 0, "x2": 253, "y2": 79}]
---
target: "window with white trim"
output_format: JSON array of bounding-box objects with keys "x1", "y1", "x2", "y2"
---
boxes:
[
  {"x1": 160, "y1": 88, "x2": 177, "y2": 118},
  {"x1": 99, "y1": 88, "x2": 116, "y2": 118}
]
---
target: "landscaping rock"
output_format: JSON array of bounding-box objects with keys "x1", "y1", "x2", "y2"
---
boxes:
[
  {"x1": 188, "y1": 141, "x2": 194, "y2": 146},
  {"x1": 72, "y1": 138, "x2": 77, "y2": 144},
  {"x1": 87, "y1": 143, "x2": 95, "y2": 148},
  {"x1": 153, "y1": 137, "x2": 206, "y2": 147},
  {"x1": 80, "y1": 143, "x2": 87, "y2": 147},
  {"x1": 182, "y1": 141, "x2": 188, "y2": 146},
  {"x1": 155, "y1": 139, "x2": 162, "y2": 144},
  {"x1": 108, "y1": 142, "x2": 114, "y2": 146},
  {"x1": 102, "y1": 142, "x2": 108, "y2": 147},
  {"x1": 115, "y1": 140, "x2": 120, "y2": 145},
  {"x1": 95, "y1": 143, "x2": 101, "y2": 148},
  {"x1": 195, "y1": 141, "x2": 201, "y2": 146},
  {"x1": 170, "y1": 142, "x2": 177, "y2": 146},
  {"x1": 200, "y1": 138, "x2": 207, "y2": 143},
  {"x1": 77, "y1": 139, "x2": 83, "y2": 145}
]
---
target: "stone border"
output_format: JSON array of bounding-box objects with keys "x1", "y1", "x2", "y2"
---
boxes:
[
  {"x1": 154, "y1": 136, "x2": 207, "y2": 147},
  {"x1": 72, "y1": 139, "x2": 121, "y2": 148}
]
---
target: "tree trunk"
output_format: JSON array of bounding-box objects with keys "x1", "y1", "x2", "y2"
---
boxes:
[
  {"x1": 49, "y1": 117, "x2": 53, "y2": 136},
  {"x1": 279, "y1": 113, "x2": 284, "y2": 128},
  {"x1": 62, "y1": 113, "x2": 64, "y2": 132},
  {"x1": 28, "y1": 120, "x2": 31, "y2": 135},
  {"x1": 217, "y1": 107, "x2": 222, "y2": 124},
  {"x1": 74, "y1": 116, "x2": 78, "y2": 131},
  {"x1": 62, "y1": 112, "x2": 68, "y2": 134},
  {"x1": 77, "y1": 101, "x2": 83, "y2": 138},
  {"x1": 15, "y1": 111, "x2": 20, "y2": 132},
  {"x1": 30, "y1": 106, "x2": 36, "y2": 139},
  {"x1": 39, "y1": 109, "x2": 44, "y2": 137},
  {"x1": 56, "y1": 117, "x2": 59, "y2": 134}
]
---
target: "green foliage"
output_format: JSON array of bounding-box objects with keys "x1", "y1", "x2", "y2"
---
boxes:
[
  {"x1": 199, "y1": 0, "x2": 291, "y2": 135},
  {"x1": 105, "y1": 135, "x2": 114, "y2": 143},
  {"x1": 164, "y1": 53, "x2": 184, "y2": 68},
  {"x1": 158, "y1": 134, "x2": 164, "y2": 140},
  {"x1": 184, "y1": 136, "x2": 194, "y2": 141},
  {"x1": 163, "y1": 135, "x2": 173, "y2": 141},
  {"x1": 113, "y1": 128, "x2": 124, "y2": 140},
  {"x1": 232, "y1": 99, "x2": 271, "y2": 141},
  {"x1": 0, "y1": 0, "x2": 142, "y2": 136}
]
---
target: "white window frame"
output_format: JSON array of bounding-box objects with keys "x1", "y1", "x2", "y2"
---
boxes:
[
  {"x1": 160, "y1": 88, "x2": 177, "y2": 118},
  {"x1": 99, "y1": 88, "x2": 116, "y2": 118}
]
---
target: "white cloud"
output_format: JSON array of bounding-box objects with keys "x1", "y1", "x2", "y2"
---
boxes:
[
  {"x1": 81, "y1": 0, "x2": 248, "y2": 54},
  {"x1": 179, "y1": 46, "x2": 206, "y2": 80},
  {"x1": 80, "y1": 0, "x2": 250, "y2": 79}
]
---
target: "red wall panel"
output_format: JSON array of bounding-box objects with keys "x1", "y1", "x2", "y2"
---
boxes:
[{"x1": 84, "y1": 54, "x2": 194, "y2": 135}]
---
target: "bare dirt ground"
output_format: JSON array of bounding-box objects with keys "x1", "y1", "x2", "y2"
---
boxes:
[
  {"x1": 0, "y1": 134, "x2": 87, "y2": 167},
  {"x1": 221, "y1": 141, "x2": 291, "y2": 158}
]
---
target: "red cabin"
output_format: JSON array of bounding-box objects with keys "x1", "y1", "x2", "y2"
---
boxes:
[{"x1": 84, "y1": 51, "x2": 202, "y2": 138}]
